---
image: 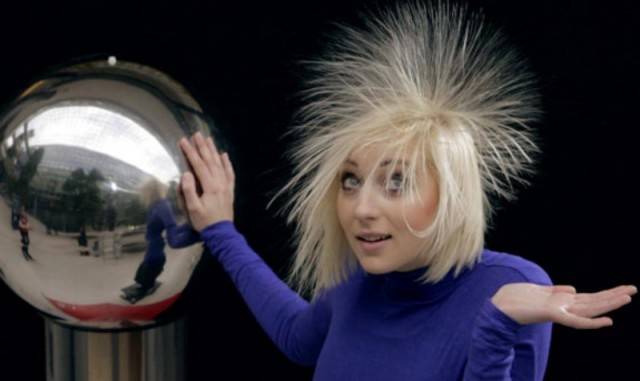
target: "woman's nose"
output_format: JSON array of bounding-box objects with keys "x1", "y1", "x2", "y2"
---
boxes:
[{"x1": 353, "y1": 186, "x2": 380, "y2": 220}]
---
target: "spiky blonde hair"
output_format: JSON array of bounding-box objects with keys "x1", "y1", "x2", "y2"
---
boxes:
[{"x1": 272, "y1": 1, "x2": 540, "y2": 299}]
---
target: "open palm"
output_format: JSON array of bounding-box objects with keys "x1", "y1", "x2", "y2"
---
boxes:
[{"x1": 491, "y1": 283, "x2": 636, "y2": 329}]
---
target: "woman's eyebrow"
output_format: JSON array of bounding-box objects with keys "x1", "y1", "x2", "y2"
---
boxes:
[
  {"x1": 380, "y1": 159, "x2": 408, "y2": 168},
  {"x1": 343, "y1": 159, "x2": 408, "y2": 168}
]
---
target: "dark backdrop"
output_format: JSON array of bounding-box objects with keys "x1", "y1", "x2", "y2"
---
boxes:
[{"x1": 0, "y1": 1, "x2": 637, "y2": 380}]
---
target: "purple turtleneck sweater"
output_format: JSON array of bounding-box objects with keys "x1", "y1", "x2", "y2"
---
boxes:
[{"x1": 202, "y1": 221, "x2": 552, "y2": 380}]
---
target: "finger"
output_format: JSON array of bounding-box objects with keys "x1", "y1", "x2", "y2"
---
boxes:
[
  {"x1": 199, "y1": 132, "x2": 223, "y2": 169},
  {"x1": 624, "y1": 285, "x2": 637, "y2": 295},
  {"x1": 552, "y1": 309, "x2": 613, "y2": 330},
  {"x1": 194, "y1": 132, "x2": 223, "y2": 177},
  {"x1": 569, "y1": 294, "x2": 632, "y2": 318},
  {"x1": 179, "y1": 137, "x2": 214, "y2": 191},
  {"x1": 193, "y1": 132, "x2": 216, "y2": 177},
  {"x1": 604, "y1": 285, "x2": 637, "y2": 296},
  {"x1": 204, "y1": 136, "x2": 225, "y2": 179},
  {"x1": 181, "y1": 172, "x2": 203, "y2": 212},
  {"x1": 221, "y1": 152, "x2": 236, "y2": 189},
  {"x1": 575, "y1": 285, "x2": 638, "y2": 304},
  {"x1": 552, "y1": 285, "x2": 577, "y2": 294},
  {"x1": 180, "y1": 136, "x2": 210, "y2": 195}
]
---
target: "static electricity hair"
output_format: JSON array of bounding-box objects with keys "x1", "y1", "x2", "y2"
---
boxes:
[{"x1": 271, "y1": 1, "x2": 540, "y2": 299}]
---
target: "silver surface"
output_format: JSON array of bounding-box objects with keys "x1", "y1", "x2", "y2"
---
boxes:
[
  {"x1": 0, "y1": 58, "x2": 211, "y2": 329},
  {"x1": 45, "y1": 316, "x2": 185, "y2": 381}
]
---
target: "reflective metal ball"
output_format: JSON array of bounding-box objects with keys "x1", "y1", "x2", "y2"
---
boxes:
[{"x1": 0, "y1": 58, "x2": 214, "y2": 330}]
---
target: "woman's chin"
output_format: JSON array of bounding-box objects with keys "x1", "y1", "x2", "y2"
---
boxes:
[{"x1": 356, "y1": 256, "x2": 393, "y2": 275}]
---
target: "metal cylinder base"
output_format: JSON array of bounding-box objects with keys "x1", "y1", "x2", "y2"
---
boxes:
[{"x1": 45, "y1": 318, "x2": 185, "y2": 381}]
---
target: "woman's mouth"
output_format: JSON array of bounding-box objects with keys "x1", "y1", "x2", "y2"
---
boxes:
[{"x1": 356, "y1": 234, "x2": 392, "y2": 252}]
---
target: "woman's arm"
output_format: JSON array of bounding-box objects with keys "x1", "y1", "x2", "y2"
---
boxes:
[
  {"x1": 200, "y1": 220, "x2": 331, "y2": 365},
  {"x1": 463, "y1": 268, "x2": 552, "y2": 381},
  {"x1": 154, "y1": 199, "x2": 200, "y2": 248},
  {"x1": 464, "y1": 268, "x2": 635, "y2": 380},
  {"x1": 178, "y1": 132, "x2": 332, "y2": 365},
  {"x1": 463, "y1": 299, "x2": 551, "y2": 381},
  {"x1": 165, "y1": 223, "x2": 200, "y2": 248}
]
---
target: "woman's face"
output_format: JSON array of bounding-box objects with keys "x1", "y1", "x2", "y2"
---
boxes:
[{"x1": 336, "y1": 144, "x2": 439, "y2": 274}]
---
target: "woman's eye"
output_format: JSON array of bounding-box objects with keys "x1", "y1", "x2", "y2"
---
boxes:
[
  {"x1": 385, "y1": 173, "x2": 404, "y2": 193},
  {"x1": 340, "y1": 172, "x2": 360, "y2": 190}
]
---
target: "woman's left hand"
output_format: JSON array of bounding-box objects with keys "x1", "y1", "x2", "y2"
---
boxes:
[
  {"x1": 491, "y1": 283, "x2": 637, "y2": 328},
  {"x1": 178, "y1": 132, "x2": 235, "y2": 232}
]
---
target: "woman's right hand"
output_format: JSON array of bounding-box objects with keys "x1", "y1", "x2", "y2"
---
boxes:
[
  {"x1": 178, "y1": 132, "x2": 235, "y2": 232},
  {"x1": 491, "y1": 283, "x2": 636, "y2": 328}
]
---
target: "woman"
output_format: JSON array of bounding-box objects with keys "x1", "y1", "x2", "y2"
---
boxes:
[
  {"x1": 178, "y1": 2, "x2": 635, "y2": 380},
  {"x1": 121, "y1": 178, "x2": 200, "y2": 303}
]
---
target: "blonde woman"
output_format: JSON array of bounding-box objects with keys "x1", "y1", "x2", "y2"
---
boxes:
[
  {"x1": 121, "y1": 178, "x2": 199, "y2": 303},
  {"x1": 178, "y1": 2, "x2": 636, "y2": 379}
]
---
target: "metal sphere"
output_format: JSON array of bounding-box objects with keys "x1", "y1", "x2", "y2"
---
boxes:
[{"x1": 0, "y1": 58, "x2": 214, "y2": 330}]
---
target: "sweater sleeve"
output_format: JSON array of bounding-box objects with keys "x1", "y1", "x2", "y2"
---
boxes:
[
  {"x1": 155, "y1": 200, "x2": 201, "y2": 248},
  {"x1": 463, "y1": 265, "x2": 553, "y2": 381},
  {"x1": 201, "y1": 220, "x2": 332, "y2": 366},
  {"x1": 165, "y1": 224, "x2": 201, "y2": 248}
]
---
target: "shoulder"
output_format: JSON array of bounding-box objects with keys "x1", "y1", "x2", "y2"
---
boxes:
[
  {"x1": 472, "y1": 249, "x2": 552, "y2": 287},
  {"x1": 152, "y1": 199, "x2": 170, "y2": 210}
]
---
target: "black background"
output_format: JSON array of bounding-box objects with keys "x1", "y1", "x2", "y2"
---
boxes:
[{"x1": 0, "y1": 0, "x2": 638, "y2": 380}]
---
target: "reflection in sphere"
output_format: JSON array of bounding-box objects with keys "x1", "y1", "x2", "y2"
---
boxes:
[{"x1": 0, "y1": 58, "x2": 217, "y2": 330}]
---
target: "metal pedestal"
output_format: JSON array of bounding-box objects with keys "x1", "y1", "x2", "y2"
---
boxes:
[{"x1": 45, "y1": 318, "x2": 185, "y2": 381}]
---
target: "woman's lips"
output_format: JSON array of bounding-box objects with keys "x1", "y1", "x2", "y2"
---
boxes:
[{"x1": 357, "y1": 237, "x2": 391, "y2": 252}]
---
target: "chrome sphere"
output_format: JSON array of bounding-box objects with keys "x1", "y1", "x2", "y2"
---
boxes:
[{"x1": 0, "y1": 58, "x2": 214, "y2": 330}]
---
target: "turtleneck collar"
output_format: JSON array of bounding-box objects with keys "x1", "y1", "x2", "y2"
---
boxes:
[{"x1": 361, "y1": 263, "x2": 473, "y2": 304}]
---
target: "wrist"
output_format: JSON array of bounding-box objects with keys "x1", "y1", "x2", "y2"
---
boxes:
[
  {"x1": 480, "y1": 299, "x2": 523, "y2": 336},
  {"x1": 491, "y1": 293, "x2": 526, "y2": 325},
  {"x1": 200, "y1": 219, "x2": 234, "y2": 234}
]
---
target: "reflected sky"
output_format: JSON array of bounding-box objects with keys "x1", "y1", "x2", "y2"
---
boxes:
[{"x1": 25, "y1": 104, "x2": 179, "y2": 183}]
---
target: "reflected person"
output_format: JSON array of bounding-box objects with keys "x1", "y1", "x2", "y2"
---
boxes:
[
  {"x1": 121, "y1": 178, "x2": 199, "y2": 304},
  {"x1": 18, "y1": 210, "x2": 33, "y2": 261}
]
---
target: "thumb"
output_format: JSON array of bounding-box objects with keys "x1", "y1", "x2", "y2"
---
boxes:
[{"x1": 552, "y1": 285, "x2": 577, "y2": 294}]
